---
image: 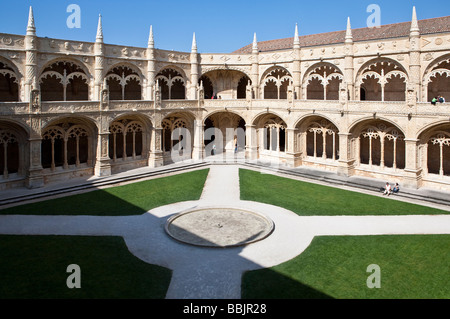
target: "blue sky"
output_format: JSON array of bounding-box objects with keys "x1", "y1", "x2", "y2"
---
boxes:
[{"x1": 0, "y1": 0, "x2": 449, "y2": 53}]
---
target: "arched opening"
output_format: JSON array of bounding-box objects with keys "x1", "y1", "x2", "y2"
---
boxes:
[
  {"x1": 200, "y1": 69, "x2": 250, "y2": 99},
  {"x1": 161, "y1": 113, "x2": 193, "y2": 163},
  {"x1": 237, "y1": 76, "x2": 251, "y2": 99},
  {"x1": 40, "y1": 61, "x2": 89, "y2": 101},
  {"x1": 305, "y1": 64, "x2": 343, "y2": 101},
  {"x1": 106, "y1": 65, "x2": 142, "y2": 101},
  {"x1": 425, "y1": 58, "x2": 450, "y2": 103},
  {"x1": 352, "y1": 120, "x2": 405, "y2": 170},
  {"x1": 299, "y1": 117, "x2": 340, "y2": 161},
  {"x1": 357, "y1": 59, "x2": 408, "y2": 101},
  {"x1": 0, "y1": 62, "x2": 19, "y2": 102},
  {"x1": 109, "y1": 119, "x2": 145, "y2": 161},
  {"x1": 156, "y1": 69, "x2": 186, "y2": 100},
  {"x1": 41, "y1": 119, "x2": 95, "y2": 171},
  {"x1": 203, "y1": 112, "x2": 246, "y2": 156},
  {"x1": 253, "y1": 113, "x2": 287, "y2": 157},
  {"x1": 419, "y1": 124, "x2": 450, "y2": 177},
  {"x1": 262, "y1": 68, "x2": 292, "y2": 100},
  {"x1": 199, "y1": 75, "x2": 214, "y2": 99}
]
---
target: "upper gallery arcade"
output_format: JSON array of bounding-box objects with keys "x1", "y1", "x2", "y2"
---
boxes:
[{"x1": 0, "y1": 6, "x2": 449, "y2": 192}]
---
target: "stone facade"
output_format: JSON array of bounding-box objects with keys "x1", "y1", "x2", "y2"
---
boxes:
[{"x1": 0, "y1": 7, "x2": 449, "y2": 191}]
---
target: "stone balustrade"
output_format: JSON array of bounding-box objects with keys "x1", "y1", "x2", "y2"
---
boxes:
[{"x1": 0, "y1": 99, "x2": 448, "y2": 117}]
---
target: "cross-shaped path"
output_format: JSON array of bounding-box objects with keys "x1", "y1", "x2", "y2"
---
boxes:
[{"x1": 0, "y1": 165, "x2": 449, "y2": 299}]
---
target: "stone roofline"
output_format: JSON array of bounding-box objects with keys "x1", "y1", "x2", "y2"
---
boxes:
[
  {"x1": 234, "y1": 15, "x2": 450, "y2": 54},
  {"x1": 1, "y1": 9, "x2": 450, "y2": 58}
]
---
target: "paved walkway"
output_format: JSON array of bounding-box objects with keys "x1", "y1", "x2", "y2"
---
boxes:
[{"x1": 0, "y1": 164, "x2": 449, "y2": 299}]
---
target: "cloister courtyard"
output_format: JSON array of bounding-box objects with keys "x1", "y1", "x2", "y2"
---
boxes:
[
  {"x1": 1, "y1": 4, "x2": 450, "y2": 303},
  {"x1": 0, "y1": 162, "x2": 448, "y2": 299}
]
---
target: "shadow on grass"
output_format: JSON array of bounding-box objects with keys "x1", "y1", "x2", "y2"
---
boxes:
[
  {"x1": 0, "y1": 169, "x2": 210, "y2": 216},
  {"x1": 0, "y1": 170, "x2": 211, "y2": 298},
  {"x1": 0, "y1": 235, "x2": 172, "y2": 299}
]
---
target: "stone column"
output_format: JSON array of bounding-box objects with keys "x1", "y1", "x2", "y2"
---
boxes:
[
  {"x1": 192, "y1": 119, "x2": 205, "y2": 161},
  {"x1": 245, "y1": 124, "x2": 258, "y2": 161},
  {"x1": 94, "y1": 114, "x2": 112, "y2": 177},
  {"x1": 149, "y1": 115, "x2": 164, "y2": 167},
  {"x1": 403, "y1": 138, "x2": 421, "y2": 189},
  {"x1": 285, "y1": 127, "x2": 301, "y2": 167},
  {"x1": 337, "y1": 132, "x2": 355, "y2": 177},
  {"x1": 26, "y1": 116, "x2": 44, "y2": 188},
  {"x1": 403, "y1": 138, "x2": 421, "y2": 188}
]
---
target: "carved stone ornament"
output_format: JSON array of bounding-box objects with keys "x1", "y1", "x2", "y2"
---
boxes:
[
  {"x1": 30, "y1": 89, "x2": 41, "y2": 111},
  {"x1": 406, "y1": 86, "x2": 417, "y2": 107}
]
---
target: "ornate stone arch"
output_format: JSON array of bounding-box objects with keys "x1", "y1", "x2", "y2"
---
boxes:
[
  {"x1": 303, "y1": 62, "x2": 344, "y2": 101},
  {"x1": 39, "y1": 59, "x2": 91, "y2": 101},
  {"x1": 417, "y1": 122, "x2": 450, "y2": 177},
  {"x1": 349, "y1": 119, "x2": 406, "y2": 170},
  {"x1": 156, "y1": 64, "x2": 188, "y2": 81},
  {"x1": 156, "y1": 67, "x2": 187, "y2": 100},
  {"x1": 422, "y1": 54, "x2": 450, "y2": 102},
  {"x1": 260, "y1": 66, "x2": 293, "y2": 100},
  {"x1": 105, "y1": 64, "x2": 143, "y2": 101},
  {"x1": 0, "y1": 120, "x2": 29, "y2": 178},
  {"x1": 39, "y1": 57, "x2": 92, "y2": 80},
  {"x1": 0, "y1": 55, "x2": 23, "y2": 78},
  {"x1": 252, "y1": 112, "x2": 288, "y2": 153},
  {"x1": 41, "y1": 116, "x2": 98, "y2": 170},
  {"x1": 108, "y1": 115, "x2": 149, "y2": 162},
  {"x1": 161, "y1": 112, "x2": 194, "y2": 155},
  {"x1": 0, "y1": 58, "x2": 22, "y2": 102},
  {"x1": 355, "y1": 57, "x2": 409, "y2": 101}
]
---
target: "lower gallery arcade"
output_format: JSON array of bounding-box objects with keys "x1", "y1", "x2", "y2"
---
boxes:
[
  {"x1": 0, "y1": 7, "x2": 449, "y2": 192},
  {"x1": 0, "y1": 111, "x2": 449, "y2": 191}
]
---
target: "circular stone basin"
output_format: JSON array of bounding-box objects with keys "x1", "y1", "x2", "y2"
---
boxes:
[{"x1": 165, "y1": 207, "x2": 275, "y2": 248}]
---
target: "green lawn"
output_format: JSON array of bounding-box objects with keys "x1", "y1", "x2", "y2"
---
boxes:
[
  {"x1": 240, "y1": 169, "x2": 449, "y2": 299},
  {"x1": 0, "y1": 169, "x2": 209, "y2": 298},
  {"x1": 242, "y1": 235, "x2": 450, "y2": 299},
  {"x1": 239, "y1": 169, "x2": 449, "y2": 216},
  {"x1": 0, "y1": 235, "x2": 172, "y2": 299},
  {"x1": 1, "y1": 169, "x2": 210, "y2": 216},
  {"x1": 1, "y1": 167, "x2": 448, "y2": 299}
]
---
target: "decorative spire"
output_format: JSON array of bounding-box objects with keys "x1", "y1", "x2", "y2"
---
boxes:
[
  {"x1": 252, "y1": 33, "x2": 258, "y2": 54},
  {"x1": 410, "y1": 6, "x2": 420, "y2": 34},
  {"x1": 26, "y1": 6, "x2": 36, "y2": 36},
  {"x1": 148, "y1": 25, "x2": 154, "y2": 48},
  {"x1": 191, "y1": 32, "x2": 197, "y2": 53},
  {"x1": 293, "y1": 23, "x2": 300, "y2": 49},
  {"x1": 96, "y1": 14, "x2": 103, "y2": 42},
  {"x1": 345, "y1": 17, "x2": 353, "y2": 43}
]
